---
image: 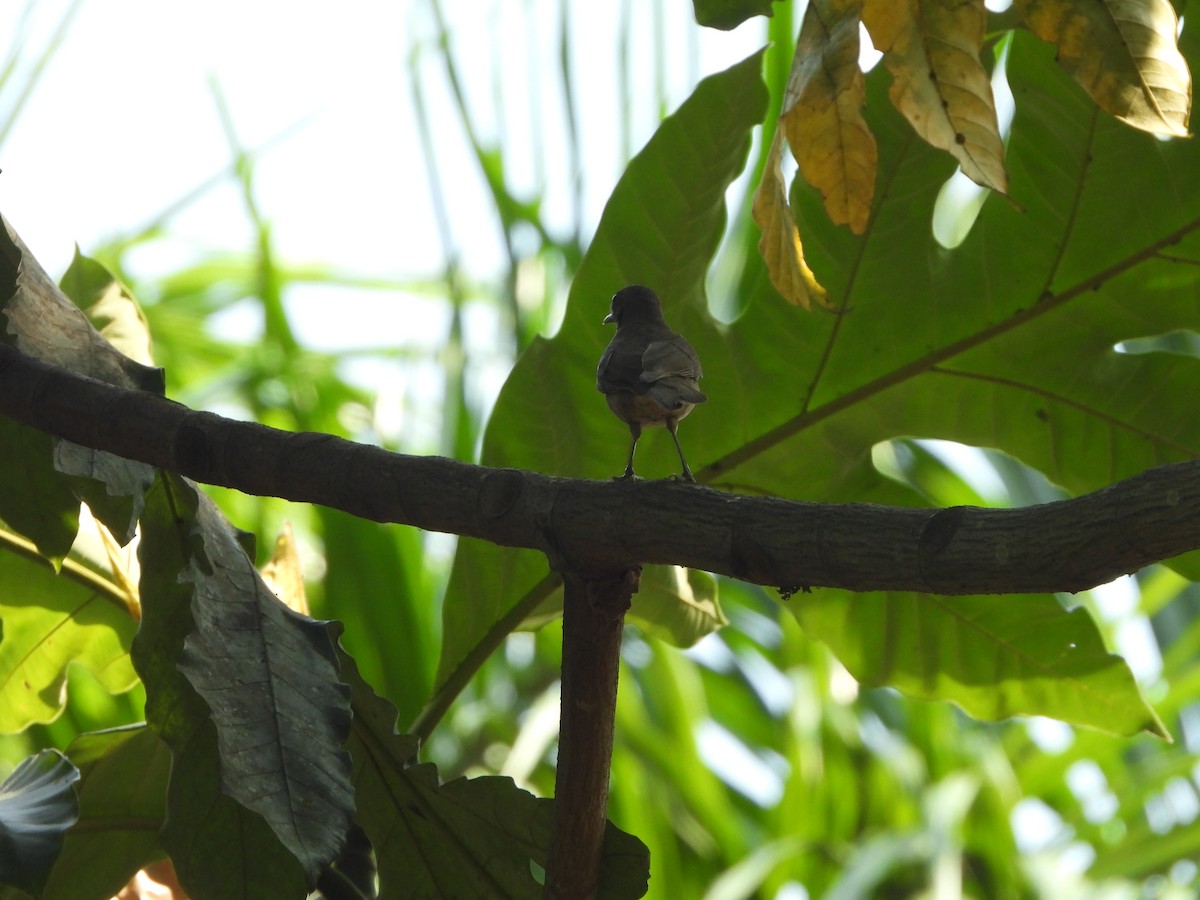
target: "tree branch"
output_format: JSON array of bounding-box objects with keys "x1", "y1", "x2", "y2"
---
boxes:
[
  {"x1": 2, "y1": 339, "x2": 1199, "y2": 594},
  {"x1": 544, "y1": 568, "x2": 633, "y2": 899}
]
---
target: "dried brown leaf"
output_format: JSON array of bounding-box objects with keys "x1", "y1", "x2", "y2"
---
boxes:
[
  {"x1": 783, "y1": 0, "x2": 878, "y2": 234},
  {"x1": 863, "y1": 0, "x2": 1008, "y2": 193},
  {"x1": 752, "y1": 128, "x2": 830, "y2": 309},
  {"x1": 259, "y1": 522, "x2": 309, "y2": 615},
  {"x1": 1016, "y1": 0, "x2": 1191, "y2": 136}
]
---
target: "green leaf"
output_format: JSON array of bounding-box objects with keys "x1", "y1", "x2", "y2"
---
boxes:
[
  {"x1": 53, "y1": 249, "x2": 159, "y2": 544},
  {"x1": 434, "y1": 48, "x2": 770, "y2": 699},
  {"x1": 0, "y1": 421, "x2": 79, "y2": 565},
  {"x1": 53, "y1": 443, "x2": 156, "y2": 547},
  {"x1": 441, "y1": 23, "x2": 1200, "y2": 738},
  {"x1": 317, "y1": 508, "x2": 439, "y2": 730},
  {"x1": 792, "y1": 591, "x2": 1167, "y2": 737},
  {"x1": 0, "y1": 750, "x2": 79, "y2": 895},
  {"x1": 0, "y1": 533, "x2": 137, "y2": 732},
  {"x1": 44, "y1": 727, "x2": 169, "y2": 900},
  {"x1": 692, "y1": 0, "x2": 779, "y2": 31},
  {"x1": 736, "y1": 29, "x2": 1197, "y2": 736},
  {"x1": 0, "y1": 220, "x2": 161, "y2": 394},
  {"x1": 133, "y1": 474, "x2": 318, "y2": 897},
  {"x1": 175, "y1": 489, "x2": 354, "y2": 879},
  {"x1": 623, "y1": 28, "x2": 1199, "y2": 736},
  {"x1": 631, "y1": 566, "x2": 726, "y2": 646},
  {"x1": 340, "y1": 640, "x2": 650, "y2": 899},
  {"x1": 0, "y1": 230, "x2": 159, "y2": 558},
  {"x1": 59, "y1": 247, "x2": 154, "y2": 366}
]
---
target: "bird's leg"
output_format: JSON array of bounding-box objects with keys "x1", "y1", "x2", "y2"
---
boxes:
[
  {"x1": 618, "y1": 423, "x2": 641, "y2": 480},
  {"x1": 667, "y1": 420, "x2": 696, "y2": 483}
]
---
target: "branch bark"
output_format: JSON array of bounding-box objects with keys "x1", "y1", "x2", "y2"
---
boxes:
[
  {"x1": 3, "y1": 339, "x2": 1200, "y2": 594},
  {"x1": 544, "y1": 569, "x2": 634, "y2": 899}
]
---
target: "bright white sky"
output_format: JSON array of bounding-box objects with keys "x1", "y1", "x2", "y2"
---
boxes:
[{"x1": 1, "y1": 0, "x2": 764, "y2": 333}]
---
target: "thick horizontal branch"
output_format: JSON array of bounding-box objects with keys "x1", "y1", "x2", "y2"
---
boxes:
[{"x1": 3, "y1": 339, "x2": 1199, "y2": 594}]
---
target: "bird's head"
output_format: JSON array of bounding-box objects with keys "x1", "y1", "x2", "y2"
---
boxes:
[{"x1": 604, "y1": 284, "x2": 664, "y2": 326}]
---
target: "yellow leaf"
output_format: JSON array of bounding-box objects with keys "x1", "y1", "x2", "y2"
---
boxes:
[
  {"x1": 1016, "y1": 0, "x2": 1191, "y2": 137},
  {"x1": 752, "y1": 128, "x2": 830, "y2": 309},
  {"x1": 783, "y1": 0, "x2": 878, "y2": 234},
  {"x1": 863, "y1": 0, "x2": 1009, "y2": 194},
  {"x1": 260, "y1": 522, "x2": 309, "y2": 615}
]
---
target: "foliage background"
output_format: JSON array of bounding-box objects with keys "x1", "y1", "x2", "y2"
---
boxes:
[{"x1": 4, "y1": 1, "x2": 1200, "y2": 897}]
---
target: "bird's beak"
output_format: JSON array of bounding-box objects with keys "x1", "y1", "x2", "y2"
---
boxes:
[{"x1": 603, "y1": 312, "x2": 617, "y2": 324}]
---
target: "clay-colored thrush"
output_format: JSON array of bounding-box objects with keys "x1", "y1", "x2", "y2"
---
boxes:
[{"x1": 596, "y1": 285, "x2": 706, "y2": 481}]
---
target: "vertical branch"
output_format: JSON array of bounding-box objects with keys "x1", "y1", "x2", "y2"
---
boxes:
[{"x1": 544, "y1": 567, "x2": 637, "y2": 900}]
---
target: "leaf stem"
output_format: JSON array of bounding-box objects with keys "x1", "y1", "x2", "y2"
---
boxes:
[{"x1": 408, "y1": 571, "x2": 560, "y2": 742}]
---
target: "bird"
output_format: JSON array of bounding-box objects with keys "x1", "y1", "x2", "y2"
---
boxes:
[{"x1": 596, "y1": 285, "x2": 706, "y2": 482}]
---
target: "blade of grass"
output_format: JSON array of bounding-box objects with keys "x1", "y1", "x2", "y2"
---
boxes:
[{"x1": 0, "y1": 0, "x2": 84, "y2": 148}]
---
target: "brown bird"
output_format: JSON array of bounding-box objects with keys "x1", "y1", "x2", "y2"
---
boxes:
[{"x1": 596, "y1": 285, "x2": 707, "y2": 482}]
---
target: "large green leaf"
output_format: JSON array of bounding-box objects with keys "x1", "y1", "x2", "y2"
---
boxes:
[
  {"x1": 43, "y1": 726, "x2": 169, "y2": 900},
  {"x1": 692, "y1": 0, "x2": 780, "y2": 31},
  {"x1": 0, "y1": 535, "x2": 137, "y2": 732},
  {"x1": 54, "y1": 249, "x2": 158, "y2": 545},
  {"x1": 341, "y1": 640, "x2": 649, "y2": 899},
  {"x1": 175, "y1": 488, "x2": 354, "y2": 877},
  {"x1": 316, "y1": 508, "x2": 439, "y2": 730},
  {"x1": 0, "y1": 422, "x2": 79, "y2": 565},
  {"x1": 433, "y1": 25, "x2": 1200, "y2": 736},
  {"x1": 133, "y1": 475, "x2": 316, "y2": 898},
  {"x1": 433, "y1": 49, "x2": 770, "y2": 704},
  {"x1": 759, "y1": 28, "x2": 1200, "y2": 737},
  {"x1": 792, "y1": 590, "x2": 1164, "y2": 736},
  {"x1": 0, "y1": 229, "x2": 160, "y2": 558}
]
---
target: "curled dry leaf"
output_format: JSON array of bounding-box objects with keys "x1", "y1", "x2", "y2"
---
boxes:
[
  {"x1": 753, "y1": 128, "x2": 831, "y2": 309},
  {"x1": 783, "y1": 0, "x2": 877, "y2": 235},
  {"x1": 1016, "y1": 0, "x2": 1191, "y2": 137},
  {"x1": 863, "y1": 0, "x2": 1009, "y2": 194},
  {"x1": 259, "y1": 521, "x2": 310, "y2": 615}
]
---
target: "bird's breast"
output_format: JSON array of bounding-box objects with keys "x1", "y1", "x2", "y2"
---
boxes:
[{"x1": 605, "y1": 391, "x2": 695, "y2": 427}]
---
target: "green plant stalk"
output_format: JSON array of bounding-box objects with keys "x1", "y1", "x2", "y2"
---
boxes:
[
  {"x1": 0, "y1": 527, "x2": 137, "y2": 618},
  {"x1": 0, "y1": 0, "x2": 84, "y2": 148},
  {"x1": 409, "y1": 571, "x2": 560, "y2": 742}
]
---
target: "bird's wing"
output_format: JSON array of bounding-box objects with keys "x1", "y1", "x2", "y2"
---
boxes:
[
  {"x1": 597, "y1": 340, "x2": 646, "y2": 393},
  {"x1": 640, "y1": 336, "x2": 703, "y2": 382}
]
